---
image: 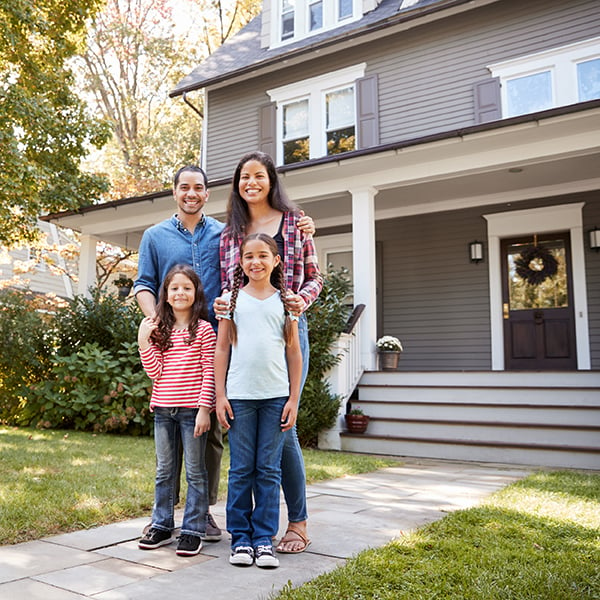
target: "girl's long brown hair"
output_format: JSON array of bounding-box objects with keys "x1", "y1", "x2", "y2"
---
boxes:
[
  {"x1": 151, "y1": 264, "x2": 209, "y2": 351},
  {"x1": 227, "y1": 233, "x2": 294, "y2": 346}
]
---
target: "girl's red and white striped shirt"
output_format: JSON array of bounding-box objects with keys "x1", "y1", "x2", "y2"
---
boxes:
[{"x1": 139, "y1": 321, "x2": 216, "y2": 410}]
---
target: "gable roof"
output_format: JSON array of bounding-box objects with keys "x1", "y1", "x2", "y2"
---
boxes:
[{"x1": 171, "y1": 0, "x2": 481, "y2": 96}]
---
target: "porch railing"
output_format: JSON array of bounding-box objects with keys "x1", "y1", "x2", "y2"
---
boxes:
[{"x1": 319, "y1": 304, "x2": 366, "y2": 450}]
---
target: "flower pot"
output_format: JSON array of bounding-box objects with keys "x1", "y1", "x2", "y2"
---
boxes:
[
  {"x1": 379, "y1": 351, "x2": 401, "y2": 371},
  {"x1": 345, "y1": 414, "x2": 369, "y2": 434}
]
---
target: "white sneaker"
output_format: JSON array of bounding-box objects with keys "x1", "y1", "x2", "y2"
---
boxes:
[
  {"x1": 230, "y1": 545, "x2": 254, "y2": 566},
  {"x1": 255, "y1": 544, "x2": 279, "y2": 568}
]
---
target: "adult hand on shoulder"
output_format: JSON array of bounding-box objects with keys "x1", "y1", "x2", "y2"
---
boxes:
[
  {"x1": 213, "y1": 291, "x2": 230, "y2": 319},
  {"x1": 297, "y1": 210, "x2": 316, "y2": 237}
]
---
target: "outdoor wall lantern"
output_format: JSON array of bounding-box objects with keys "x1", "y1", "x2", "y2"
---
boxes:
[
  {"x1": 590, "y1": 227, "x2": 600, "y2": 251},
  {"x1": 469, "y1": 241, "x2": 484, "y2": 263}
]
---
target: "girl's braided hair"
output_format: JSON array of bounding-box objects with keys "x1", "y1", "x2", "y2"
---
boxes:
[
  {"x1": 152, "y1": 264, "x2": 209, "y2": 352},
  {"x1": 227, "y1": 233, "x2": 294, "y2": 346}
]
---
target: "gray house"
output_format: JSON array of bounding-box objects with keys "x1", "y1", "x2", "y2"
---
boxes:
[{"x1": 44, "y1": 0, "x2": 600, "y2": 469}]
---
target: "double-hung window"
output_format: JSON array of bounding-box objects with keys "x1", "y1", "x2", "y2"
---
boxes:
[
  {"x1": 489, "y1": 37, "x2": 600, "y2": 118},
  {"x1": 268, "y1": 64, "x2": 365, "y2": 165}
]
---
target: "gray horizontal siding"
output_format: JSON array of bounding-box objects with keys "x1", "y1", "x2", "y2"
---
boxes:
[
  {"x1": 205, "y1": 0, "x2": 600, "y2": 178},
  {"x1": 376, "y1": 193, "x2": 600, "y2": 372},
  {"x1": 376, "y1": 206, "x2": 491, "y2": 371}
]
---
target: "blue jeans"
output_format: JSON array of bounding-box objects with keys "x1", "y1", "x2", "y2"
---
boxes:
[
  {"x1": 280, "y1": 313, "x2": 309, "y2": 523},
  {"x1": 227, "y1": 397, "x2": 287, "y2": 549},
  {"x1": 152, "y1": 407, "x2": 208, "y2": 537}
]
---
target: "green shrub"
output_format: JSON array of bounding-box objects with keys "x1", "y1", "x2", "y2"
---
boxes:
[
  {"x1": 13, "y1": 288, "x2": 152, "y2": 435},
  {"x1": 23, "y1": 341, "x2": 152, "y2": 435},
  {"x1": 299, "y1": 266, "x2": 352, "y2": 447},
  {"x1": 0, "y1": 290, "x2": 56, "y2": 423},
  {"x1": 52, "y1": 288, "x2": 141, "y2": 355}
]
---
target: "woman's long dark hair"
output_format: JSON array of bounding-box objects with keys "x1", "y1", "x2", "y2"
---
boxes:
[
  {"x1": 227, "y1": 233, "x2": 294, "y2": 347},
  {"x1": 151, "y1": 264, "x2": 209, "y2": 351},
  {"x1": 225, "y1": 151, "x2": 298, "y2": 240}
]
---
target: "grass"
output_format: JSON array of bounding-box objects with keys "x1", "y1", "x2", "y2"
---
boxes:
[
  {"x1": 0, "y1": 426, "x2": 399, "y2": 545},
  {"x1": 272, "y1": 470, "x2": 600, "y2": 600}
]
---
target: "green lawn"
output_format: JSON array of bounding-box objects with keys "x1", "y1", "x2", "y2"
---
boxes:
[
  {"x1": 0, "y1": 426, "x2": 398, "y2": 545},
  {"x1": 272, "y1": 469, "x2": 600, "y2": 600}
]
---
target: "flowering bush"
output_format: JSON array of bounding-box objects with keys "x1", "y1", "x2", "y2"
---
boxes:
[{"x1": 376, "y1": 335, "x2": 403, "y2": 352}]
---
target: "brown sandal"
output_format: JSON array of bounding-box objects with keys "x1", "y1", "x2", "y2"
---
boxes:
[{"x1": 276, "y1": 523, "x2": 311, "y2": 553}]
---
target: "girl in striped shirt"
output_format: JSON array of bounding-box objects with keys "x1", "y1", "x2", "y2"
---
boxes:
[{"x1": 137, "y1": 264, "x2": 216, "y2": 557}]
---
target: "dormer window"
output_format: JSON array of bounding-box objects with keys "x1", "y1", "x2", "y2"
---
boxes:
[{"x1": 275, "y1": 0, "x2": 359, "y2": 45}]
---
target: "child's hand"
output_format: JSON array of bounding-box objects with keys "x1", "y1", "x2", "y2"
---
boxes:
[
  {"x1": 213, "y1": 291, "x2": 230, "y2": 320},
  {"x1": 194, "y1": 407, "x2": 211, "y2": 437},
  {"x1": 216, "y1": 396, "x2": 233, "y2": 430},
  {"x1": 138, "y1": 316, "x2": 158, "y2": 348},
  {"x1": 280, "y1": 399, "x2": 298, "y2": 432}
]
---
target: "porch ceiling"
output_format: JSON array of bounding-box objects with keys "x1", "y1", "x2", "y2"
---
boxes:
[{"x1": 44, "y1": 106, "x2": 600, "y2": 250}]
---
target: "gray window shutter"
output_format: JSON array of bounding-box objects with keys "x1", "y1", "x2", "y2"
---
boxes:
[
  {"x1": 356, "y1": 75, "x2": 379, "y2": 149},
  {"x1": 259, "y1": 103, "x2": 277, "y2": 157},
  {"x1": 473, "y1": 77, "x2": 501, "y2": 124}
]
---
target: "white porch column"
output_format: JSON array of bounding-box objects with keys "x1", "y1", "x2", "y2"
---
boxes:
[
  {"x1": 78, "y1": 234, "x2": 98, "y2": 298},
  {"x1": 350, "y1": 186, "x2": 378, "y2": 370}
]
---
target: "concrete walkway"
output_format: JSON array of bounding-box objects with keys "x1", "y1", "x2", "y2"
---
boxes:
[{"x1": 0, "y1": 458, "x2": 530, "y2": 599}]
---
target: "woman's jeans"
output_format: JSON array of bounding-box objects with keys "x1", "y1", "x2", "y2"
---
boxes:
[
  {"x1": 227, "y1": 396, "x2": 287, "y2": 549},
  {"x1": 280, "y1": 313, "x2": 310, "y2": 523},
  {"x1": 152, "y1": 407, "x2": 208, "y2": 537}
]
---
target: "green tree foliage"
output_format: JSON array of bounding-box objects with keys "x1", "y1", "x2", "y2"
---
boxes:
[
  {"x1": 298, "y1": 266, "x2": 352, "y2": 447},
  {"x1": 0, "y1": 0, "x2": 110, "y2": 246}
]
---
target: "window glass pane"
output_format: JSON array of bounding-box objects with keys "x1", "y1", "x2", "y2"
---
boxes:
[
  {"x1": 339, "y1": 0, "x2": 352, "y2": 19},
  {"x1": 283, "y1": 100, "x2": 308, "y2": 139},
  {"x1": 284, "y1": 138, "x2": 309, "y2": 164},
  {"x1": 281, "y1": 0, "x2": 295, "y2": 39},
  {"x1": 506, "y1": 71, "x2": 552, "y2": 117},
  {"x1": 507, "y1": 240, "x2": 568, "y2": 310},
  {"x1": 577, "y1": 58, "x2": 600, "y2": 101},
  {"x1": 327, "y1": 126, "x2": 355, "y2": 155},
  {"x1": 309, "y1": 0, "x2": 322, "y2": 30},
  {"x1": 326, "y1": 87, "x2": 354, "y2": 129}
]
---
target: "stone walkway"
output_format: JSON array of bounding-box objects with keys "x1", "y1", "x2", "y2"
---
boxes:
[{"x1": 0, "y1": 458, "x2": 530, "y2": 599}]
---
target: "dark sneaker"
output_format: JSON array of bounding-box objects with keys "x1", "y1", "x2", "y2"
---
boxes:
[
  {"x1": 176, "y1": 534, "x2": 202, "y2": 556},
  {"x1": 255, "y1": 544, "x2": 279, "y2": 568},
  {"x1": 230, "y1": 545, "x2": 254, "y2": 566},
  {"x1": 138, "y1": 527, "x2": 173, "y2": 550},
  {"x1": 203, "y1": 512, "x2": 222, "y2": 542}
]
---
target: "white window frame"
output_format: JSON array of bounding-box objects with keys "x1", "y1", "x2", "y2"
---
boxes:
[
  {"x1": 272, "y1": 0, "x2": 361, "y2": 47},
  {"x1": 488, "y1": 36, "x2": 600, "y2": 118},
  {"x1": 267, "y1": 63, "x2": 365, "y2": 165}
]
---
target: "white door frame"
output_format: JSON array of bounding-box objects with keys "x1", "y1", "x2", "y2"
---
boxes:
[{"x1": 484, "y1": 202, "x2": 590, "y2": 370}]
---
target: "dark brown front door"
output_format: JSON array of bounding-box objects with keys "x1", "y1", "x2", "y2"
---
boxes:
[{"x1": 501, "y1": 232, "x2": 576, "y2": 370}]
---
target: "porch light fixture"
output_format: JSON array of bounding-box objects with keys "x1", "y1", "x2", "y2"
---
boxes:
[
  {"x1": 469, "y1": 241, "x2": 484, "y2": 263},
  {"x1": 590, "y1": 227, "x2": 600, "y2": 251}
]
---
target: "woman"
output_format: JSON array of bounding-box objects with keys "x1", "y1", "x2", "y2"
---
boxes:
[{"x1": 216, "y1": 151, "x2": 322, "y2": 553}]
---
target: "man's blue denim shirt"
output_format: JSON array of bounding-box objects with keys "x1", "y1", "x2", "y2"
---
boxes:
[{"x1": 134, "y1": 214, "x2": 224, "y2": 330}]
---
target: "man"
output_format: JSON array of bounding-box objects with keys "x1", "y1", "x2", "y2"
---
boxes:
[{"x1": 135, "y1": 165, "x2": 224, "y2": 541}]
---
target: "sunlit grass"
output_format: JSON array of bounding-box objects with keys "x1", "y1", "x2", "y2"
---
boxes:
[
  {"x1": 0, "y1": 427, "x2": 399, "y2": 545},
  {"x1": 273, "y1": 470, "x2": 600, "y2": 600}
]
